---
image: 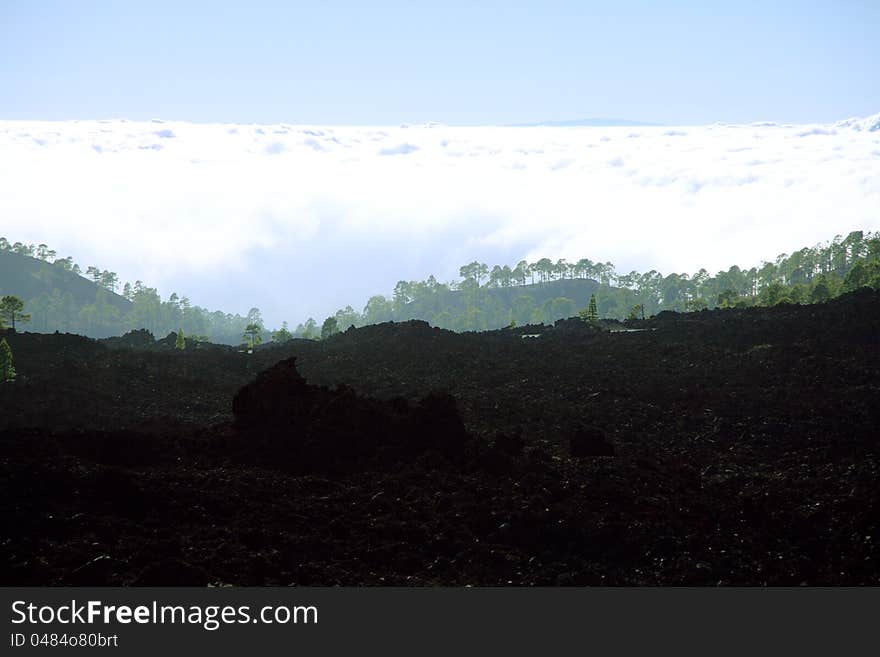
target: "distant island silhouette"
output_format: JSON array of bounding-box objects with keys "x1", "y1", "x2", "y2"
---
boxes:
[{"x1": 512, "y1": 118, "x2": 664, "y2": 127}]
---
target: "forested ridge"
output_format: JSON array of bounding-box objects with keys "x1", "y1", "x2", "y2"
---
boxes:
[
  {"x1": 0, "y1": 238, "x2": 260, "y2": 343},
  {"x1": 1, "y1": 230, "x2": 879, "y2": 343},
  {"x1": 339, "y1": 229, "x2": 880, "y2": 333}
]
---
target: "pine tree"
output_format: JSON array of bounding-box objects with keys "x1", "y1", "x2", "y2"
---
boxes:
[
  {"x1": 626, "y1": 304, "x2": 645, "y2": 321},
  {"x1": 243, "y1": 323, "x2": 262, "y2": 351},
  {"x1": 0, "y1": 338, "x2": 15, "y2": 382},
  {"x1": 579, "y1": 293, "x2": 599, "y2": 323},
  {"x1": 272, "y1": 321, "x2": 293, "y2": 342},
  {"x1": 175, "y1": 328, "x2": 186, "y2": 350},
  {"x1": 0, "y1": 296, "x2": 30, "y2": 331},
  {"x1": 321, "y1": 316, "x2": 339, "y2": 340}
]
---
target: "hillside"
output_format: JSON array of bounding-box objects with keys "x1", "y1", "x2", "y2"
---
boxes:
[
  {"x1": 312, "y1": 230, "x2": 880, "y2": 336},
  {"x1": 3, "y1": 229, "x2": 879, "y2": 341},
  {"x1": 0, "y1": 248, "x2": 131, "y2": 318},
  {"x1": 0, "y1": 244, "x2": 256, "y2": 343},
  {"x1": 1, "y1": 289, "x2": 878, "y2": 585}
]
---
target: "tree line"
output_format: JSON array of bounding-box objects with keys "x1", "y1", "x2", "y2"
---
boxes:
[
  {"x1": 1, "y1": 238, "x2": 262, "y2": 344},
  {"x1": 3, "y1": 229, "x2": 880, "y2": 343},
  {"x1": 290, "y1": 229, "x2": 880, "y2": 336}
]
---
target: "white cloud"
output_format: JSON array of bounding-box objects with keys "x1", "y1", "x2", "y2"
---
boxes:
[
  {"x1": 378, "y1": 143, "x2": 419, "y2": 156},
  {"x1": 0, "y1": 114, "x2": 878, "y2": 325}
]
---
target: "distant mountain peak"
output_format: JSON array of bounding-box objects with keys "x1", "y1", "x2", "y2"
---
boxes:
[
  {"x1": 835, "y1": 112, "x2": 880, "y2": 132},
  {"x1": 512, "y1": 118, "x2": 663, "y2": 127}
]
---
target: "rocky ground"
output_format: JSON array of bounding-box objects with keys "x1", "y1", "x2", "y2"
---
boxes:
[{"x1": 1, "y1": 289, "x2": 878, "y2": 585}]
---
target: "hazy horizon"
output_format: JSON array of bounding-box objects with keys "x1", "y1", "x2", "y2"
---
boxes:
[{"x1": 2, "y1": 113, "x2": 878, "y2": 326}]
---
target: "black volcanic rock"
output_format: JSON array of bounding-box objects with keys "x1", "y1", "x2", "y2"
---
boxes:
[
  {"x1": 231, "y1": 357, "x2": 467, "y2": 472},
  {"x1": 569, "y1": 425, "x2": 615, "y2": 457},
  {"x1": 2, "y1": 290, "x2": 880, "y2": 586},
  {"x1": 101, "y1": 328, "x2": 156, "y2": 350},
  {"x1": 232, "y1": 356, "x2": 311, "y2": 426},
  {"x1": 493, "y1": 430, "x2": 525, "y2": 457},
  {"x1": 133, "y1": 558, "x2": 210, "y2": 586}
]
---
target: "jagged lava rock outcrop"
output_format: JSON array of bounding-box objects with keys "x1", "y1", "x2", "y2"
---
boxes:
[{"x1": 232, "y1": 357, "x2": 468, "y2": 472}]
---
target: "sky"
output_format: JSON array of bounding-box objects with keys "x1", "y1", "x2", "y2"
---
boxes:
[
  {"x1": 0, "y1": 2, "x2": 878, "y2": 328},
  {"x1": 1, "y1": 1, "x2": 879, "y2": 126}
]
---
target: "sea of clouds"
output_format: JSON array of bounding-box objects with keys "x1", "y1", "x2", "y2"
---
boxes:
[{"x1": 1, "y1": 114, "x2": 878, "y2": 325}]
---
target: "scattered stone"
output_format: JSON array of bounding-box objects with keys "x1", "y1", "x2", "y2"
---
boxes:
[
  {"x1": 66, "y1": 555, "x2": 115, "y2": 585},
  {"x1": 133, "y1": 558, "x2": 209, "y2": 586},
  {"x1": 569, "y1": 426, "x2": 615, "y2": 457}
]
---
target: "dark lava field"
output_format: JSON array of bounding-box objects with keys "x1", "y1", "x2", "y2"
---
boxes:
[{"x1": 1, "y1": 289, "x2": 879, "y2": 586}]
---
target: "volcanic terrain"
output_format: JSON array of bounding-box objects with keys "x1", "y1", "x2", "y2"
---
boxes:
[{"x1": 1, "y1": 290, "x2": 878, "y2": 585}]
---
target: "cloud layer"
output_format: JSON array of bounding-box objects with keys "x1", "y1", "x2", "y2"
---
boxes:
[{"x1": 1, "y1": 115, "x2": 878, "y2": 325}]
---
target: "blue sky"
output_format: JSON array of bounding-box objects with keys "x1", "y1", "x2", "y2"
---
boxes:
[{"x1": 2, "y1": 0, "x2": 878, "y2": 125}]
